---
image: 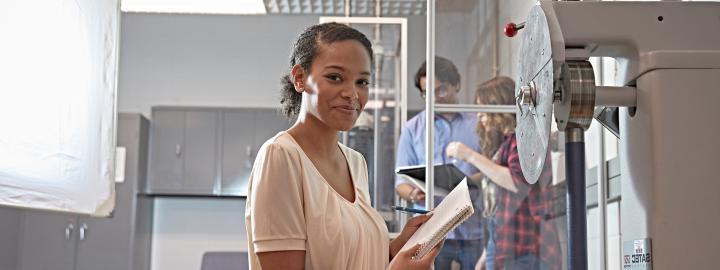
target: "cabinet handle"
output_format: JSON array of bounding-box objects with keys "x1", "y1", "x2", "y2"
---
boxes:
[
  {"x1": 79, "y1": 223, "x2": 88, "y2": 241},
  {"x1": 175, "y1": 144, "x2": 182, "y2": 157},
  {"x1": 65, "y1": 223, "x2": 75, "y2": 241}
]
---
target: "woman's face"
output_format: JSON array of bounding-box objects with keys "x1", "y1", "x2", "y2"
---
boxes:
[
  {"x1": 476, "y1": 97, "x2": 489, "y2": 127},
  {"x1": 299, "y1": 40, "x2": 371, "y2": 131}
]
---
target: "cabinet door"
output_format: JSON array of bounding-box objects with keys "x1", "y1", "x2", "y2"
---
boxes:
[
  {"x1": 0, "y1": 207, "x2": 20, "y2": 270},
  {"x1": 254, "y1": 109, "x2": 291, "y2": 151},
  {"x1": 220, "y1": 110, "x2": 256, "y2": 196},
  {"x1": 75, "y1": 114, "x2": 139, "y2": 270},
  {"x1": 183, "y1": 110, "x2": 219, "y2": 194},
  {"x1": 148, "y1": 110, "x2": 185, "y2": 193},
  {"x1": 75, "y1": 215, "x2": 132, "y2": 270},
  {"x1": 17, "y1": 211, "x2": 76, "y2": 270}
]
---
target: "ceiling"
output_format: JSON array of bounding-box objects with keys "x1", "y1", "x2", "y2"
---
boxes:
[{"x1": 263, "y1": 0, "x2": 478, "y2": 16}]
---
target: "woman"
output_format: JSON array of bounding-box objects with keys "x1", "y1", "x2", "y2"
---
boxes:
[
  {"x1": 446, "y1": 76, "x2": 560, "y2": 270},
  {"x1": 245, "y1": 22, "x2": 441, "y2": 270}
]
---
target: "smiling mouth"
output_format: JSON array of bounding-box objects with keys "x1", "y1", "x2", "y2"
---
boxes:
[
  {"x1": 334, "y1": 105, "x2": 359, "y2": 114},
  {"x1": 336, "y1": 106, "x2": 356, "y2": 111}
]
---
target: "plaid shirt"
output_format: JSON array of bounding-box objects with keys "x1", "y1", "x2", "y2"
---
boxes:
[{"x1": 492, "y1": 133, "x2": 561, "y2": 270}]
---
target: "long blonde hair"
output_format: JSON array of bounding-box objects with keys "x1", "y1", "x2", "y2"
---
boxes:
[{"x1": 476, "y1": 76, "x2": 516, "y2": 158}]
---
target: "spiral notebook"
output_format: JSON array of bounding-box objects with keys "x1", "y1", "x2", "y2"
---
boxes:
[{"x1": 399, "y1": 178, "x2": 475, "y2": 259}]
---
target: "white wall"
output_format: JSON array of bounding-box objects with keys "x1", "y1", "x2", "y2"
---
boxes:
[
  {"x1": 119, "y1": 13, "x2": 320, "y2": 116},
  {"x1": 118, "y1": 13, "x2": 434, "y2": 117}
]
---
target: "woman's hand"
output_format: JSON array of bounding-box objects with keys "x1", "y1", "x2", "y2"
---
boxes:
[
  {"x1": 409, "y1": 188, "x2": 426, "y2": 204},
  {"x1": 388, "y1": 242, "x2": 443, "y2": 270},
  {"x1": 446, "y1": 141, "x2": 474, "y2": 162},
  {"x1": 474, "y1": 250, "x2": 487, "y2": 270},
  {"x1": 389, "y1": 213, "x2": 433, "y2": 258}
]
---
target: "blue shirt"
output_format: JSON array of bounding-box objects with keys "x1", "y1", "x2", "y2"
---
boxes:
[{"x1": 395, "y1": 111, "x2": 484, "y2": 240}]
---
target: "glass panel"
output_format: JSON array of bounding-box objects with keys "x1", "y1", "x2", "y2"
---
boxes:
[
  {"x1": 585, "y1": 122, "x2": 602, "y2": 170},
  {"x1": 605, "y1": 130, "x2": 619, "y2": 161},
  {"x1": 426, "y1": 1, "x2": 568, "y2": 269}
]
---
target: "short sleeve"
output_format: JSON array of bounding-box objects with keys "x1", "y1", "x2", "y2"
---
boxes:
[
  {"x1": 395, "y1": 125, "x2": 418, "y2": 188},
  {"x1": 247, "y1": 143, "x2": 307, "y2": 253}
]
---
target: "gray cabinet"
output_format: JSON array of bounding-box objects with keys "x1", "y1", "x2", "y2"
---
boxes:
[
  {"x1": 253, "y1": 109, "x2": 291, "y2": 153},
  {"x1": 147, "y1": 110, "x2": 184, "y2": 192},
  {"x1": 0, "y1": 207, "x2": 20, "y2": 270},
  {"x1": 14, "y1": 113, "x2": 153, "y2": 270},
  {"x1": 220, "y1": 109, "x2": 256, "y2": 196},
  {"x1": 183, "y1": 111, "x2": 220, "y2": 194},
  {"x1": 222, "y1": 108, "x2": 290, "y2": 196},
  {"x1": 18, "y1": 212, "x2": 77, "y2": 270},
  {"x1": 148, "y1": 107, "x2": 290, "y2": 196},
  {"x1": 148, "y1": 108, "x2": 220, "y2": 195}
]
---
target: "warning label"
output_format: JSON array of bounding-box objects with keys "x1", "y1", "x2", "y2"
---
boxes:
[{"x1": 623, "y1": 239, "x2": 652, "y2": 270}]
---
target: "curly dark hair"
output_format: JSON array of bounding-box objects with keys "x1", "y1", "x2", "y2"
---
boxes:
[
  {"x1": 475, "y1": 76, "x2": 516, "y2": 157},
  {"x1": 280, "y1": 23, "x2": 374, "y2": 120},
  {"x1": 413, "y1": 56, "x2": 460, "y2": 91}
]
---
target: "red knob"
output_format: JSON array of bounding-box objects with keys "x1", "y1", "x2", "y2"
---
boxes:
[{"x1": 504, "y1": 22, "x2": 525, "y2": 38}]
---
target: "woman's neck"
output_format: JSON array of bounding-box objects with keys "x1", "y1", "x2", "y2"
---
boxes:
[{"x1": 288, "y1": 113, "x2": 340, "y2": 157}]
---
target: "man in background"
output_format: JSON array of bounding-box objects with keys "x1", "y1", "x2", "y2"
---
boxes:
[{"x1": 395, "y1": 56, "x2": 484, "y2": 270}]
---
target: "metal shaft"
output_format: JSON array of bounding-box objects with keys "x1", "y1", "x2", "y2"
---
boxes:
[
  {"x1": 566, "y1": 128, "x2": 588, "y2": 270},
  {"x1": 595, "y1": 86, "x2": 636, "y2": 107},
  {"x1": 424, "y1": 0, "x2": 435, "y2": 209}
]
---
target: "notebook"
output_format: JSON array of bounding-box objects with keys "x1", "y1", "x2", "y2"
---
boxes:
[
  {"x1": 395, "y1": 164, "x2": 468, "y2": 196},
  {"x1": 399, "y1": 178, "x2": 475, "y2": 259}
]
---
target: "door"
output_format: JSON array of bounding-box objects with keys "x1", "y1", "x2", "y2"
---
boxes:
[
  {"x1": 148, "y1": 109, "x2": 185, "y2": 193},
  {"x1": 17, "y1": 211, "x2": 77, "y2": 270},
  {"x1": 74, "y1": 215, "x2": 132, "y2": 270},
  {"x1": 0, "y1": 207, "x2": 21, "y2": 270},
  {"x1": 220, "y1": 109, "x2": 256, "y2": 196},
  {"x1": 253, "y1": 109, "x2": 291, "y2": 152},
  {"x1": 183, "y1": 110, "x2": 219, "y2": 194}
]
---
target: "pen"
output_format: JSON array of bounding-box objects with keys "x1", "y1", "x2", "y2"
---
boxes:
[{"x1": 392, "y1": 206, "x2": 430, "y2": 214}]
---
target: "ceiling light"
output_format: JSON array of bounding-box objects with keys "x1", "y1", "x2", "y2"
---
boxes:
[{"x1": 121, "y1": 0, "x2": 267, "y2": 15}]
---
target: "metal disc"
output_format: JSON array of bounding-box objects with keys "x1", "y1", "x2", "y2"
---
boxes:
[{"x1": 515, "y1": 5, "x2": 554, "y2": 184}]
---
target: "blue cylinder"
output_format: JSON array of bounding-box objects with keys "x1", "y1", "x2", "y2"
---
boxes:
[{"x1": 566, "y1": 140, "x2": 588, "y2": 270}]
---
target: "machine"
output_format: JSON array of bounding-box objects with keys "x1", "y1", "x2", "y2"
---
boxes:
[{"x1": 511, "y1": 1, "x2": 720, "y2": 269}]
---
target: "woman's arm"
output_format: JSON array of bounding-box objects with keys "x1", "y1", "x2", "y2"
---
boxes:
[
  {"x1": 465, "y1": 151, "x2": 518, "y2": 193},
  {"x1": 396, "y1": 183, "x2": 425, "y2": 204},
  {"x1": 249, "y1": 143, "x2": 308, "y2": 269},
  {"x1": 258, "y1": 251, "x2": 305, "y2": 270},
  {"x1": 447, "y1": 142, "x2": 518, "y2": 193}
]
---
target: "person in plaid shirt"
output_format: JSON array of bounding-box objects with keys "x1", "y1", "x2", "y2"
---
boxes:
[{"x1": 446, "y1": 76, "x2": 561, "y2": 270}]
